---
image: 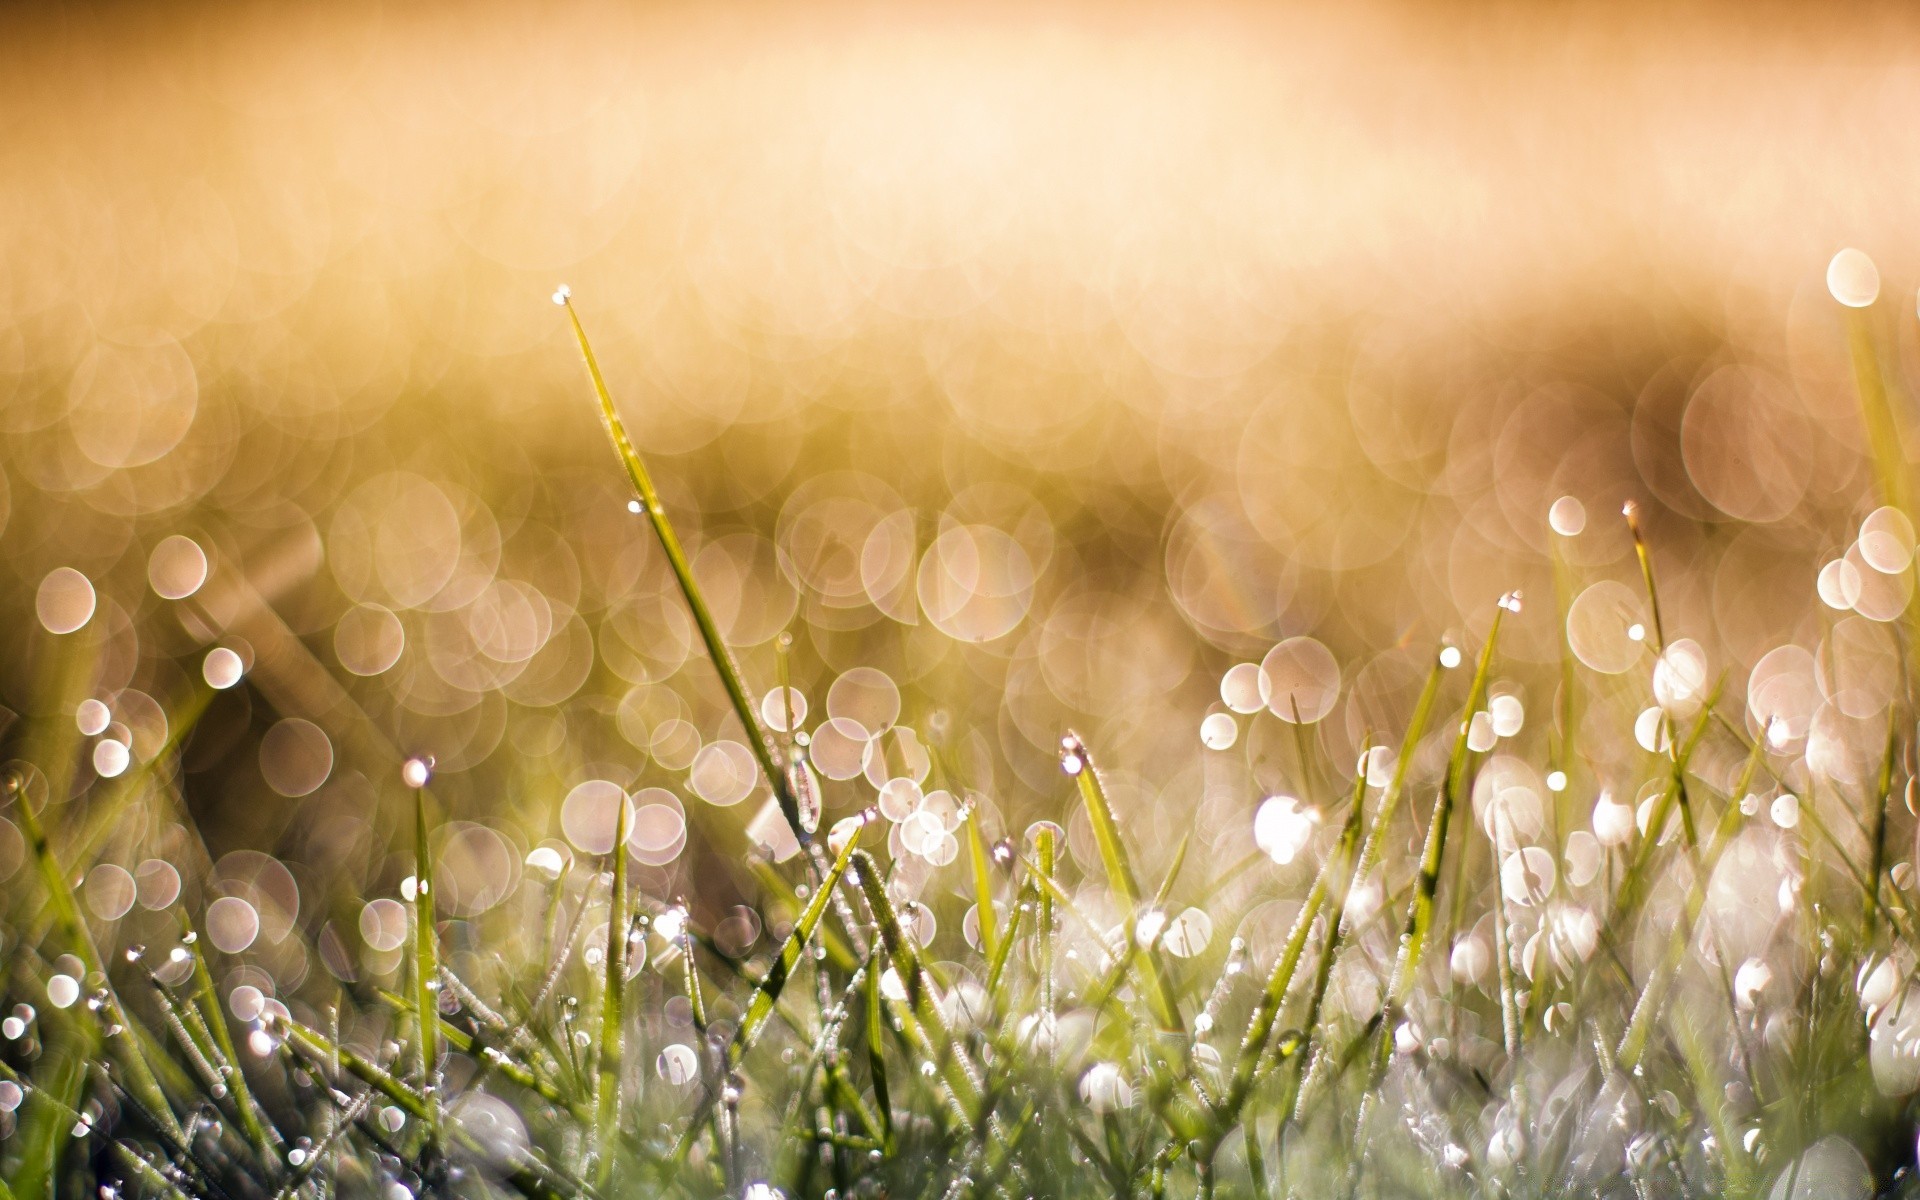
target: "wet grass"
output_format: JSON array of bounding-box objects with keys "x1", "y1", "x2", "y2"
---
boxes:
[{"x1": 3, "y1": 289, "x2": 1920, "y2": 1200}]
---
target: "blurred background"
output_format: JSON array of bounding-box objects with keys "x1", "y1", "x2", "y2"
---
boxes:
[{"x1": 5, "y1": 0, "x2": 1920, "y2": 989}]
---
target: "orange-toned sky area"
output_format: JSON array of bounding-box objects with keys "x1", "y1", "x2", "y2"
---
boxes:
[{"x1": 4, "y1": 1, "x2": 1920, "y2": 926}]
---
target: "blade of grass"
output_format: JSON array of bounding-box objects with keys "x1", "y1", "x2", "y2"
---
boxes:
[
  {"x1": 9, "y1": 769, "x2": 182, "y2": 1144},
  {"x1": 1616, "y1": 760, "x2": 1751, "y2": 1069},
  {"x1": 559, "y1": 292, "x2": 804, "y2": 842},
  {"x1": 1282, "y1": 757, "x2": 1377, "y2": 1128},
  {"x1": 409, "y1": 781, "x2": 442, "y2": 1159},
  {"x1": 372, "y1": 988, "x2": 583, "y2": 1118},
  {"x1": 1216, "y1": 747, "x2": 1370, "y2": 1142},
  {"x1": 1035, "y1": 823, "x2": 1057, "y2": 1046},
  {"x1": 1061, "y1": 732, "x2": 1183, "y2": 1032},
  {"x1": 849, "y1": 849, "x2": 985, "y2": 1123},
  {"x1": 1357, "y1": 596, "x2": 1510, "y2": 1135},
  {"x1": 593, "y1": 795, "x2": 630, "y2": 1190},
  {"x1": 965, "y1": 805, "x2": 1000, "y2": 968},
  {"x1": 982, "y1": 882, "x2": 1032, "y2": 1012},
  {"x1": 729, "y1": 822, "x2": 863, "y2": 1071},
  {"x1": 747, "y1": 857, "x2": 857, "y2": 972},
  {"x1": 1081, "y1": 832, "x2": 1190, "y2": 1018},
  {"x1": 864, "y1": 952, "x2": 894, "y2": 1150},
  {"x1": 1865, "y1": 717, "x2": 1898, "y2": 942},
  {"x1": 1844, "y1": 304, "x2": 1912, "y2": 519},
  {"x1": 178, "y1": 907, "x2": 278, "y2": 1158}
]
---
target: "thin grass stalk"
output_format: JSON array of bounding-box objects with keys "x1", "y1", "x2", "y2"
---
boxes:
[
  {"x1": 372, "y1": 989, "x2": 583, "y2": 1116},
  {"x1": 281, "y1": 1020, "x2": 595, "y2": 1200},
  {"x1": 1061, "y1": 732, "x2": 1182, "y2": 1032},
  {"x1": 1671, "y1": 1011, "x2": 1755, "y2": 1199},
  {"x1": 983, "y1": 879, "x2": 1032, "y2": 1003},
  {"x1": 559, "y1": 293, "x2": 804, "y2": 841},
  {"x1": 1616, "y1": 756, "x2": 1753, "y2": 1070},
  {"x1": 1622, "y1": 501, "x2": 1667, "y2": 653},
  {"x1": 269, "y1": 1090, "x2": 370, "y2": 1200},
  {"x1": 1603, "y1": 707, "x2": 1715, "y2": 950},
  {"x1": 1345, "y1": 653, "x2": 1448, "y2": 928},
  {"x1": 592, "y1": 794, "x2": 630, "y2": 1189},
  {"x1": 1865, "y1": 718, "x2": 1898, "y2": 942},
  {"x1": 1358, "y1": 598, "x2": 1509, "y2": 1133},
  {"x1": 1488, "y1": 808, "x2": 1525, "y2": 1062},
  {"x1": 179, "y1": 908, "x2": 277, "y2": 1157},
  {"x1": 1285, "y1": 769, "x2": 1377, "y2": 1125},
  {"x1": 410, "y1": 783, "x2": 442, "y2": 1157},
  {"x1": 965, "y1": 806, "x2": 1000, "y2": 967},
  {"x1": 0, "y1": 1060, "x2": 191, "y2": 1200},
  {"x1": 9, "y1": 770, "x2": 181, "y2": 1144},
  {"x1": 1081, "y1": 833, "x2": 1190, "y2": 1019},
  {"x1": 749, "y1": 858, "x2": 858, "y2": 972},
  {"x1": 1035, "y1": 824, "x2": 1057, "y2": 1048},
  {"x1": 849, "y1": 850, "x2": 985, "y2": 1121},
  {"x1": 729, "y1": 823, "x2": 863, "y2": 1071},
  {"x1": 1218, "y1": 751, "x2": 1370, "y2": 1143},
  {"x1": 864, "y1": 954, "x2": 894, "y2": 1149},
  {"x1": 1845, "y1": 306, "x2": 1911, "y2": 519}
]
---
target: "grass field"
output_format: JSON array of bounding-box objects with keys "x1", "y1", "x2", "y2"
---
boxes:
[
  {"x1": 0, "y1": 264, "x2": 1918, "y2": 1198},
  {"x1": 10, "y1": 4, "x2": 1920, "y2": 1197}
]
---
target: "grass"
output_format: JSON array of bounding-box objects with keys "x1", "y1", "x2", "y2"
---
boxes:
[{"x1": 3, "y1": 283, "x2": 1920, "y2": 1200}]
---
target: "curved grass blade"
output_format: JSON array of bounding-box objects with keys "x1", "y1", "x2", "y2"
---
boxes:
[{"x1": 1345, "y1": 651, "x2": 1447, "y2": 934}]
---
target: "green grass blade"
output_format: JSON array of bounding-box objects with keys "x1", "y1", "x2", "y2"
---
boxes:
[
  {"x1": 594, "y1": 794, "x2": 630, "y2": 1189},
  {"x1": 1061, "y1": 732, "x2": 1183, "y2": 1032},
  {"x1": 373, "y1": 989, "x2": 582, "y2": 1117},
  {"x1": 965, "y1": 806, "x2": 999, "y2": 967},
  {"x1": 849, "y1": 850, "x2": 984, "y2": 1122},
  {"x1": 729, "y1": 822, "x2": 863, "y2": 1071},
  {"x1": 1217, "y1": 751, "x2": 1369, "y2": 1135},
  {"x1": 1361, "y1": 598, "x2": 1509, "y2": 1112},
  {"x1": 1865, "y1": 718, "x2": 1898, "y2": 941},
  {"x1": 410, "y1": 782, "x2": 442, "y2": 1151},
  {"x1": 864, "y1": 953, "x2": 894, "y2": 1148},
  {"x1": 9, "y1": 770, "x2": 181, "y2": 1143},
  {"x1": 1036, "y1": 824, "x2": 1057, "y2": 1031},
  {"x1": 1615, "y1": 760, "x2": 1751, "y2": 1070},
  {"x1": 982, "y1": 878, "x2": 1031, "y2": 1010},
  {"x1": 559, "y1": 293, "x2": 804, "y2": 842},
  {"x1": 1345, "y1": 653, "x2": 1448, "y2": 930},
  {"x1": 749, "y1": 858, "x2": 857, "y2": 972},
  {"x1": 1845, "y1": 306, "x2": 1911, "y2": 518},
  {"x1": 178, "y1": 908, "x2": 277, "y2": 1157},
  {"x1": 283, "y1": 1018, "x2": 431, "y2": 1122},
  {"x1": 1082, "y1": 832, "x2": 1190, "y2": 1018},
  {"x1": 1281, "y1": 758, "x2": 1375, "y2": 1126}
]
